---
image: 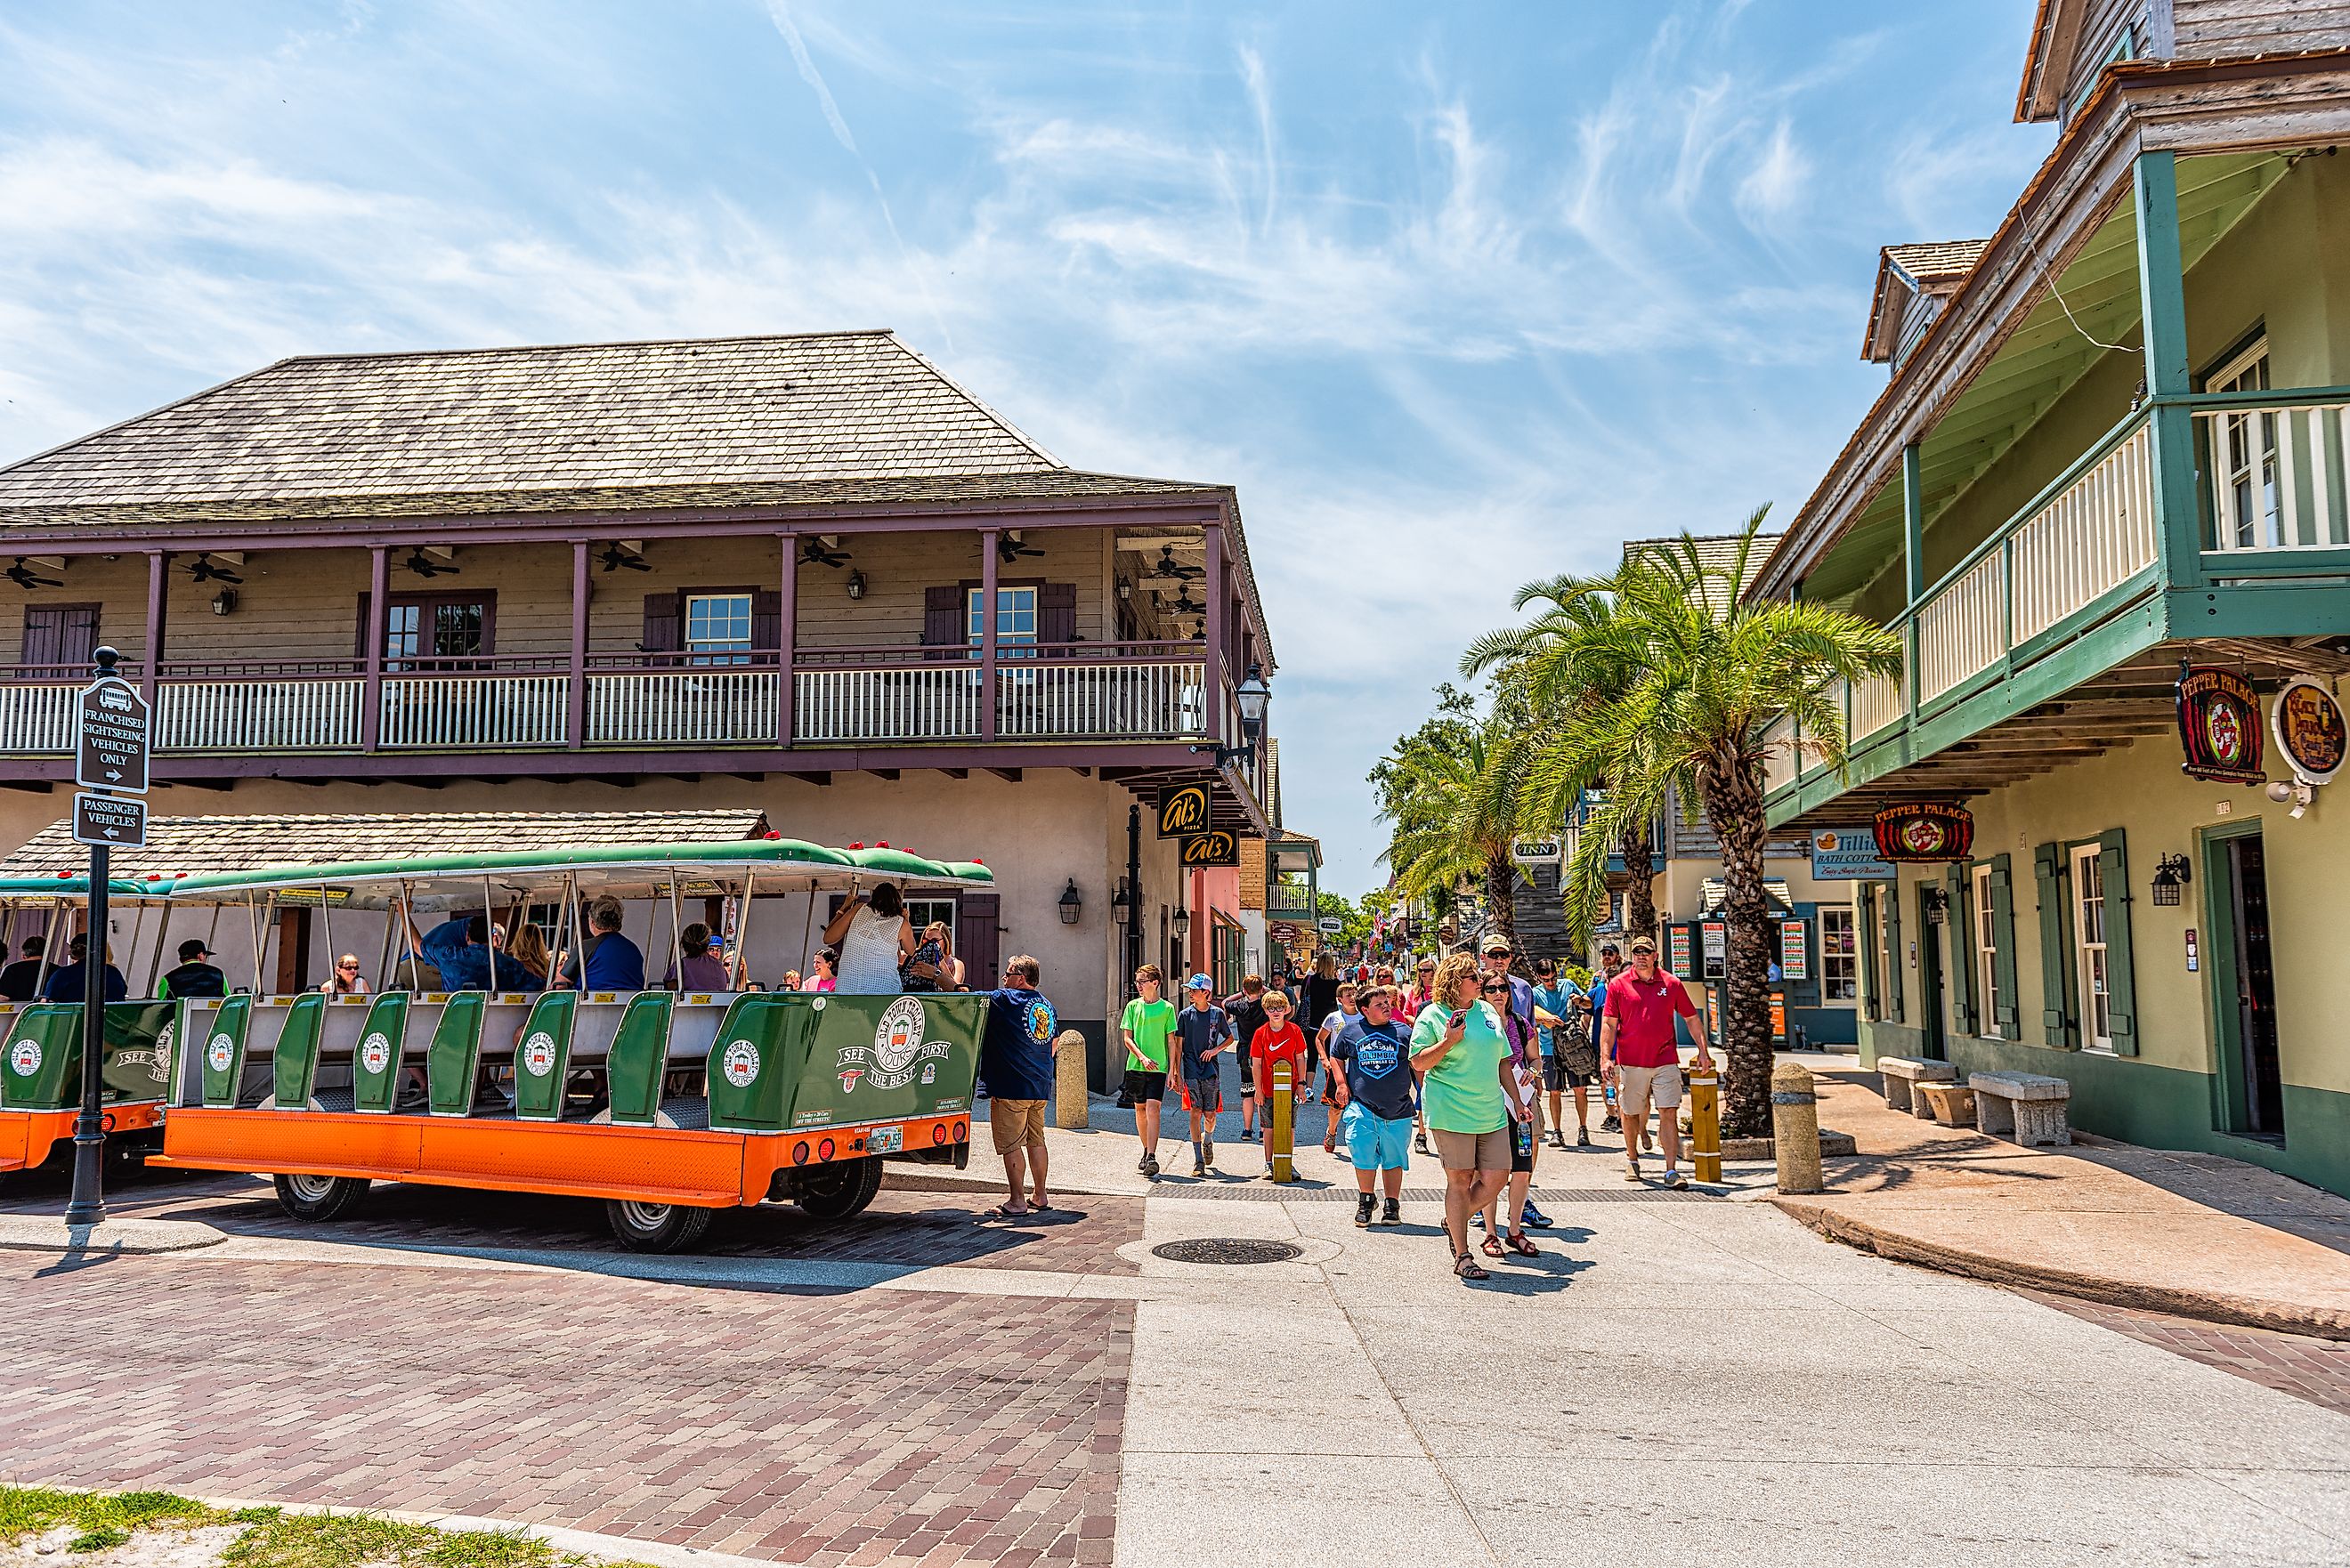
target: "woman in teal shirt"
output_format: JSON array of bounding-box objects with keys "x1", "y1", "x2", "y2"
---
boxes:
[{"x1": 1410, "y1": 952, "x2": 1532, "y2": 1281}]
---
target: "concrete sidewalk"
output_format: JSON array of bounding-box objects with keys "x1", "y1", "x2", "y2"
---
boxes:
[{"x1": 1777, "y1": 1064, "x2": 2350, "y2": 1338}]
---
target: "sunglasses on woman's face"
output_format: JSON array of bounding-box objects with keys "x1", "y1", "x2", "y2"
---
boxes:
[
  {"x1": 1482, "y1": 984, "x2": 1508, "y2": 994},
  {"x1": 337, "y1": 963, "x2": 359, "y2": 971}
]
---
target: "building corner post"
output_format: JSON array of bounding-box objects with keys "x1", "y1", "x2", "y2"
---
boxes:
[
  {"x1": 1203, "y1": 524, "x2": 1228, "y2": 746},
  {"x1": 979, "y1": 529, "x2": 1000, "y2": 743},
  {"x1": 361, "y1": 546, "x2": 389, "y2": 753},
  {"x1": 2135, "y1": 149, "x2": 2203, "y2": 596},
  {"x1": 142, "y1": 550, "x2": 167, "y2": 711},
  {"x1": 777, "y1": 533, "x2": 798, "y2": 748},
  {"x1": 1901, "y1": 440, "x2": 1925, "y2": 718},
  {"x1": 567, "y1": 539, "x2": 589, "y2": 750}
]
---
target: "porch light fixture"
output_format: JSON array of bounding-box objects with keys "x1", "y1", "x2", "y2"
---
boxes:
[
  {"x1": 1058, "y1": 879, "x2": 1083, "y2": 925},
  {"x1": 209, "y1": 589, "x2": 238, "y2": 617},
  {"x1": 2151, "y1": 854, "x2": 2192, "y2": 906},
  {"x1": 846, "y1": 570, "x2": 866, "y2": 601},
  {"x1": 1189, "y1": 662, "x2": 1273, "y2": 766},
  {"x1": 1117, "y1": 579, "x2": 1132, "y2": 602},
  {"x1": 1113, "y1": 876, "x2": 1135, "y2": 925},
  {"x1": 1171, "y1": 905, "x2": 1191, "y2": 942}
]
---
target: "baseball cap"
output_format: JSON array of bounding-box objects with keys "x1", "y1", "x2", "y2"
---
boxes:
[
  {"x1": 1628, "y1": 936, "x2": 1658, "y2": 955},
  {"x1": 178, "y1": 939, "x2": 214, "y2": 962},
  {"x1": 1480, "y1": 934, "x2": 1511, "y2": 954},
  {"x1": 1185, "y1": 972, "x2": 1214, "y2": 992}
]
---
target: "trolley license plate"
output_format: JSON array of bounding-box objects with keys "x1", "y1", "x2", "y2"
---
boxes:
[{"x1": 867, "y1": 1126, "x2": 904, "y2": 1154}]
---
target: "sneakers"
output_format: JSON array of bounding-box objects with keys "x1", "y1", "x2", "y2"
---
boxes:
[
  {"x1": 1520, "y1": 1202, "x2": 1552, "y2": 1229},
  {"x1": 1141, "y1": 1154, "x2": 1160, "y2": 1179},
  {"x1": 1576, "y1": 1128, "x2": 1592, "y2": 1148},
  {"x1": 1470, "y1": 1210, "x2": 1485, "y2": 1231},
  {"x1": 1600, "y1": 1114, "x2": 1622, "y2": 1134},
  {"x1": 1546, "y1": 1130, "x2": 1566, "y2": 1151},
  {"x1": 1136, "y1": 1152, "x2": 1150, "y2": 1172},
  {"x1": 1414, "y1": 1131, "x2": 1430, "y2": 1155},
  {"x1": 1354, "y1": 1192, "x2": 1376, "y2": 1227},
  {"x1": 1191, "y1": 1154, "x2": 1207, "y2": 1177},
  {"x1": 1665, "y1": 1168, "x2": 1690, "y2": 1191},
  {"x1": 1203, "y1": 1139, "x2": 1217, "y2": 1169},
  {"x1": 1624, "y1": 1157, "x2": 1642, "y2": 1183},
  {"x1": 1381, "y1": 1197, "x2": 1402, "y2": 1225}
]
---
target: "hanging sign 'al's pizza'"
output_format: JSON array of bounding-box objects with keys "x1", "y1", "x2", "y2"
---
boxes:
[
  {"x1": 1179, "y1": 830, "x2": 1239, "y2": 867},
  {"x1": 1872, "y1": 802, "x2": 1975, "y2": 863},
  {"x1": 2176, "y1": 666, "x2": 2264, "y2": 784},
  {"x1": 1154, "y1": 783, "x2": 1211, "y2": 838},
  {"x1": 2272, "y1": 676, "x2": 2347, "y2": 787}
]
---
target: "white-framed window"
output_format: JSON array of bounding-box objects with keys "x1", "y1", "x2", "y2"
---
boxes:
[
  {"x1": 1819, "y1": 907, "x2": 1857, "y2": 1001},
  {"x1": 1972, "y1": 864, "x2": 2003, "y2": 1039},
  {"x1": 967, "y1": 586, "x2": 1038, "y2": 653},
  {"x1": 685, "y1": 593, "x2": 754, "y2": 665},
  {"x1": 2209, "y1": 337, "x2": 2276, "y2": 549},
  {"x1": 2071, "y1": 843, "x2": 2112, "y2": 1050},
  {"x1": 906, "y1": 898, "x2": 956, "y2": 939},
  {"x1": 1874, "y1": 884, "x2": 1898, "y2": 1022}
]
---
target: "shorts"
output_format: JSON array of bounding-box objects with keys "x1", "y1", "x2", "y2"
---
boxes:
[
  {"x1": 1617, "y1": 1063, "x2": 1683, "y2": 1119},
  {"x1": 1123, "y1": 1069, "x2": 1167, "y2": 1103},
  {"x1": 1341, "y1": 1103, "x2": 1414, "y2": 1171},
  {"x1": 1544, "y1": 1057, "x2": 1595, "y2": 1091},
  {"x1": 988, "y1": 1099, "x2": 1048, "y2": 1155},
  {"x1": 1236, "y1": 1052, "x2": 1256, "y2": 1094},
  {"x1": 1430, "y1": 1126, "x2": 1511, "y2": 1172},
  {"x1": 1180, "y1": 1075, "x2": 1222, "y2": 1115},
  {"x1": 1506, "y1": 1117, "x2": 1536, "y2": 1174}
]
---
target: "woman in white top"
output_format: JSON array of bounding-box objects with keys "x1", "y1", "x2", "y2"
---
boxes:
[{"x1": 822, "y1": 882, "x2": 916, "y2": 993}]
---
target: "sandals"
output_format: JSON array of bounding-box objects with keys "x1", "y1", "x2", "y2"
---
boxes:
[
  {"x1": 1504, "y1": 1231, "x2": 1540, "y2": 1257},
  {"x1": 1479, "y1": 1235, "x2": 1506, "y2": 1258},
  {"x1": 1454, "y1": 1251, "x2": 1490, "y2": 1281}
]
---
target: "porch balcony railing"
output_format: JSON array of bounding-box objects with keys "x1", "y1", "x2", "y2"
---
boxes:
[
  {"x1": 0, "y1": 641, "x2": 1218, "y2": 756},
  {"x1": 1766, "y1": 386, "x2": 2350, "y2": 815},
  {"x1": 1266, "y1": 883, "x2": 1315, "y2": 918}
]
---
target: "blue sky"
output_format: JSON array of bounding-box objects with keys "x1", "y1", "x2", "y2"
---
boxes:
[{"x1": 0, "y1": 1, "x2": 2052, "y2": 894}]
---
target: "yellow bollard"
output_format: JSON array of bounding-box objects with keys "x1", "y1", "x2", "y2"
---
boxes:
[
  {"x1": 1054, "y1": 1028, "x2": 1089, "y2": 1131},
  {"x1": 1687, "y1": 1063, "x2": 1722, "y2": 1184},
  {"x1": 1268, "y1": 1059, "x2": 1295, "y2": 1183},
  {"x1": 1771, "y1": 1059, "x2": 1823, "y2": 1194}
]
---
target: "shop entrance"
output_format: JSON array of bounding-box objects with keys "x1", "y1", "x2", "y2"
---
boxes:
[
  {"x1": 2209, "y1": 828, "x2": 2284, "y2": 1142},
  {"x1": 1915, "y1": 884, "x2": 1947, "y2": 1061}
]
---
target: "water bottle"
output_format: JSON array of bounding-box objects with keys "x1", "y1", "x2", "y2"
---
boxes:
[{"x1": 1514, "y1": 1119, "x2": 1533, "y2": 1159}]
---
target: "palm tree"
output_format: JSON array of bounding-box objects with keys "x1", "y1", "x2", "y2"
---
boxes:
[
  {"x1": 1375, "y1": 706, "x2": 1528, "y2": 955},
  {"x1": 1476, "y1": 511, "x2": 1902, "y2": 1136}
]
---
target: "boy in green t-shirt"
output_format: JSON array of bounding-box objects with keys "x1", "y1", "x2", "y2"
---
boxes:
[{"x1": 1119, "y1": 964, "x2": 1179, "y2": 1178}]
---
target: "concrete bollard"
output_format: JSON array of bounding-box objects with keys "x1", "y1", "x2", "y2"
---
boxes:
[
  {"x1": 1687, "y1": 1063, "x2": 1722, "y2": 1184},
  {"x1": 1268, "y1": 1060, "x2": 1295, "y2": 1183},
  {"x1": 1771, "y1": 1059, "x2": 1823, "y2": 1194},
  {"x1": 1054, "y1": 1029, "x2": 1089, "y2": 1131}
]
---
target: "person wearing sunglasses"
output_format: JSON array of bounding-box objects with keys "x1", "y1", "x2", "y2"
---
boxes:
[{"x1": 321, "y1": 953, "x2": 370, "y2": 997}]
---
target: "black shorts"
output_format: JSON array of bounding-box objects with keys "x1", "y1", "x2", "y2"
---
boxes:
[
  {"x1": 1507, "y1": 1119, "x2": 1536, "y2": 1174},
  {"x1": 1123, "y1": 1069, "x2": 1167, "y2": 1103},
  {"x1": 1544, "y1": 1057, "x2": 1595, "y2": 1091},
  {"x1": 1236, "y1": 1053, "x2": 1256, "y2": 1094}
]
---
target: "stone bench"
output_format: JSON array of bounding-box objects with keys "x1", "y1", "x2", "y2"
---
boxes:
[
  {"x1": 1877, "y1": 1055, "x2": 1957, "y2": 1115},
  {"x1": 1969, "y1": 1071, "x2": 2071, "y2": 1147},
  {"x1": 1915, "y1": 1079, "x2": 1977, "y2": 1128}
]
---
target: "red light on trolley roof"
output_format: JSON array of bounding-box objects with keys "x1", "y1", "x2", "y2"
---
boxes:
[
  {"x1": 764, "y1": 830, "x2": 781, "y2": 839},
  {"x1": 848, "y1": 842, "x2": 863, "y2": 850}
]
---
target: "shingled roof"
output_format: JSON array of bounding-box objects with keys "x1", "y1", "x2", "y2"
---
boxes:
[
  {"x1": 1864, "y1": 240, "x2": 1991, "y2": 363},
  {"x1": 0, "y1": 331, "x2": 1226, "y2": 528},
  {"x1": 0, "y1": 808, "x2": 771, "y2": 880},
  {"x1": 1622, "y1": 532, "x2": 1782, "y2": 606}
]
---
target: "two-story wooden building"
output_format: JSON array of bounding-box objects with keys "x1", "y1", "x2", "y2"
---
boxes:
[
  {"x1": 1753, "y1": 4, "x2": 2350, "y2": 1192},
  {"x1": 0, "y1": 332, "x2": 1283, "y2": 1063}
]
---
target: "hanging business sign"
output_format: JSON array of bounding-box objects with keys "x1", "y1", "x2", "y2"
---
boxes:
[
  {"x1": 1871, "y1": 802, "x2": 1975, "y2": 863},
  {"x1": 2176, "y1": 666, "x2": 2264, "y2": 784},
  {"x1": 1779, "y1": 919, "x2": 1809, "y2": 981},
  {"x1": 1809, "y1": 828, "x2": 1894, "y2": 880},
  {"x1": 2271, "y1": 676, "x2": 2347, "y2": 786},
  {"x1": 1509, "y1": 835, "x2": 1562, "y2": 866},
  {"x1": 1154, "y1": 783, "x2": 1211, "y2": 838},
  {"x1": 1179, "y1": 829, "x2": 1238, "y2": 867}
]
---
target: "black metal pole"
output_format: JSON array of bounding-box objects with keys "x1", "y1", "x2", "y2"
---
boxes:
[
  {"x1": 64, "y1": 648, "x2": 118, "y2": 1226},
  {"x1": 1123, "y1": 804, "x2": 1143, "y2": 984}
]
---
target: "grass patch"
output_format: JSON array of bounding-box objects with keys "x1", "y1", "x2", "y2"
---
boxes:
[{"x1": 0, "y1": 1489, "x2": 652, "y2": 1568}]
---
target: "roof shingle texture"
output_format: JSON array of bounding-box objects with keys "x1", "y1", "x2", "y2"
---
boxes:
[
  {"x1": 1884, "y1": 240, "x2": 1990, "y2": 287},
  {"x1": 1622, "y1": 533, "x2": 1784, "y2": 601},
  {"x1": 0, "y1": 809, "x2": 770, "y2": 879},
  {"x1": 0, "y1": 332, "x2": 1116, "y2": 523}
]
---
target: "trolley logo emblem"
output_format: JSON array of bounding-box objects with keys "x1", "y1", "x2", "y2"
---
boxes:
[
  {"x1": 207, "y1": 1032, "x2": 237, "y2": 1072},
  {"x1": 361, "y1": 1031, "x2": 394, "y2": 1076},
  {"x1": 721, "y1": 1039, "x2": 760, "y2": 1088},
  {"x1": 520, "y1": 1031, "x2": 557, "y2": 1078},
  {"x1": 8, "y1": 1039, "x2": 40, "y2": 1077},
  {"x1": 836, "y1": 996, "x2": 952, "y2": 1093}
]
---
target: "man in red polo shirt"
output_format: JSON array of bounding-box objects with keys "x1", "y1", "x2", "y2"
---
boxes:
[{"x1": 1600, "y1": 935, "x2": 1711, "y2": 1189}]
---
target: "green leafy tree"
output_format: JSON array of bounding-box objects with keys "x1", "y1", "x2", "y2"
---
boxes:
[
  {"x1": 1375, "y1": 697, "x2": 1530, "y2": 954},
  {"x1": 1314, "y1": 892, "x2": 1374, "y2": 950},
  {"x1": 1479, "y1": 513, "x2": 1901, "y2": 1135}
]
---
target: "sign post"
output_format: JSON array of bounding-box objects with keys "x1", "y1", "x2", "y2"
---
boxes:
[{"x1": 65, "y1": 646, "x2": 151, "y2": 1230}]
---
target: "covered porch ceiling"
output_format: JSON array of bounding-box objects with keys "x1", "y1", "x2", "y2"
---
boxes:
[
  {"x1": 1803, "y1": 149, "x2": 2292, "y2": 610},
  {"x1": 1779, "y1": 637, "x2": 2350, "y2": 829}
]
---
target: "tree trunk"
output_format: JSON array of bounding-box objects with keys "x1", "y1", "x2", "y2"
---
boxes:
[
  {"x1": 1617, "y1": 819, "x2": 1657, "y2": 949},
  {"x1": 1698, "y1": 752, "x2": 1775, "y2": 1138},
  {"x1": 1484, "y1": 851, "x2": 1518, "y2": 952}
]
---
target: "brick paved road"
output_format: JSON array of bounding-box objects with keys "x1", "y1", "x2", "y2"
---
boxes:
[
  {"x1": 2027, "y1": 1288, "x2": 2350, "y2": 1418},
  {"x1": 0, "y1": 1168, "x2": 1144, "y2": 1277},
  {"x1": 3, "y1": 1251, "x2": 1124, "y2": 1566}
]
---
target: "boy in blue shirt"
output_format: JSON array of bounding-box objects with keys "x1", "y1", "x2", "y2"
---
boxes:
[
  {"x1": 1330, "y1": 985, "x2": 1415, "y2": 1226},
  {"x1": 1174, "y1": 974, "x2": 1234, "y2": 1176}
]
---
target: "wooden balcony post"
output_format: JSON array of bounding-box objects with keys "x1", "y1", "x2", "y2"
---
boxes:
[
  {"x1": 142, "y1": 550, "x2": 166, "y2": 710},
  {"x1": 979, "y1": 529, "x2": 1000, "y2": 742},
  {"x1": 1203, "y1": 523, "x2": 1228, "y2": 746},
  {"x1": 1901, "y1": 440, "x2": 1924, "y2": 718},
  {"x1": 361, "y1": 546, "x2": 388, "y2": 753},
  {"x1": 2135, "y1": 150, "x2": 2204, "y2": 593},
  {"x1": 778, "y1": 533, "x2": 798, "y2": 747},
  {"x1": 568, "y1": 539, "x2": 589, "y2": 750}
]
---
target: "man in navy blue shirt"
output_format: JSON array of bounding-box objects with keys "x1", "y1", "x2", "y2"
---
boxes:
[
  {"x1": 563, "y1": 900, "x2": 646, "y2": 991},
  {"x1": 975, "y1": 953, "x2": 1064, "y2": 1218},
  {"x1": 42, "y1": 934, "x2": 126, "y2": 1003}
]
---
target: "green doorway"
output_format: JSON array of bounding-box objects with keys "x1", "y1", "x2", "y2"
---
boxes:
[{"x1": 2205, "y1": 824, "x2": 2284, "y2": 1143}]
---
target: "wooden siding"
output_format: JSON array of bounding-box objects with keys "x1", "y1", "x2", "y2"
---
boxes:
[{"x1": 2172, "y1": 0, "x2": 2350, "y2": 59}]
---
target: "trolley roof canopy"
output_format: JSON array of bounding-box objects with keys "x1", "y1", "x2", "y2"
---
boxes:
[{"x1": 0, "y1": 812, "x2": 992, "y2": 907}]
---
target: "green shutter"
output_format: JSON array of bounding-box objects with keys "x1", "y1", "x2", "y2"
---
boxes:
[
  {"x1": 1989, "y1": 854, "x2": 2020, "y2": 1037},
  {"x1": 1858, "y1": 893, "x2": 1881, "y2": 1021},
  {"x1": 2100, "y1": 827, "x2": 2138, "y2": 1055},
  {"x1": 1882, "y1": 881, "x2": 1904, "y2": 1022},
  {"x1": 1946, "y1": 865, "x2": 1975, "y2": 1037},
  {"x1": 2034, "y1": 843, "x2": 2072, "y2": 1047}
]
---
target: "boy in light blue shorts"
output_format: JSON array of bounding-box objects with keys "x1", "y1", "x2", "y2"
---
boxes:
[{"x1": 1328, "y1": 985, "x2": 1415, "y2": 1226}]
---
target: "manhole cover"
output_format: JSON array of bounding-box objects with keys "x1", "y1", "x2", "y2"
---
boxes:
[{"x1": 1151, "y1": 1237, "x2": 1303, "y2": 1265}]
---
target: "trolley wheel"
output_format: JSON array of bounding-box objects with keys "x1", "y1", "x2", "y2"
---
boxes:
[
  {"x1": 604, "y1": 1198, "x2": 715, "y2": 1254},
  {"x1": 794, "y1": 1155, "x2": 884, "y2": 1221},
  {"x1": 272, "y1": 1172, "x2": 370, "y2": 1222}
]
